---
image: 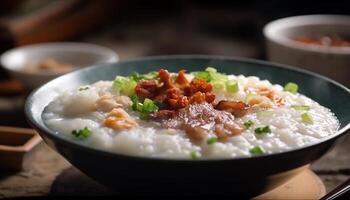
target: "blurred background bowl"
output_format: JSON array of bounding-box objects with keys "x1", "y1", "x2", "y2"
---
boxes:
[
  {"x1": 263, "y1": 15, "x2": 350, "y2": 87},
  {"x1": 0, "y1": 42, "x2": 119, "y2": 90}
]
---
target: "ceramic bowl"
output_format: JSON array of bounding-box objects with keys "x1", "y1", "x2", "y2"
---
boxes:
[
  {"x1": 25, "y1": 55, "x2": 350, "y2": 196},
  {"x1": 264, "y1": 15, "x2": 350, "y2": 87},
  {"x1": 1, "y1": 42, "x2": 118, "y2": 90}
]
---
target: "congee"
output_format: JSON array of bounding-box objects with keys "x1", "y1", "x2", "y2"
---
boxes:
[{"x1": 43, "y1": 67, "x2": 339, "y2": 159}]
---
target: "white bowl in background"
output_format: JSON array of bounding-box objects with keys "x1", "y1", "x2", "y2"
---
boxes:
[
  {"x1": 264, "y1": 15, "x2": 350, "y2": 87},
  {"x1": 0, "y1": 42, "x2": 119, "y2": 90}
]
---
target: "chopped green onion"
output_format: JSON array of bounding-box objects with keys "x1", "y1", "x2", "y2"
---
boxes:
[
  {"x1": 129, "y1": 71, "x2": 158, "y2": 81},
  {"x1": 194, "y1": 67, "x2": 242, "y2": 94},
  {"x1": 193, "y1": 67, "x2": 228, "y2": 83},
  {"x1": 130, "y1": 95, "x2": 159, "y2": 119},
  {"x1": 206, "y1": 137, "x2": 218, "y2": 145},
  {"x1": 254, "y1": 126, "x2": 271, "y2": 135},
  {"x1": 226, "y1": 80, "x2": 239, "y2": 93},
  {"x1": 190, "y1": 151, "x2": 199, "y2": 160},
  {"x1": 249, "y1": 146, "x2": 264, "y2": 155},
  {"x1": 113, "y1": 76, "x2": 137, "y2": 96},
  {"x1": 130, "y1": 95, "x2": 143, "y2": 112},
  {"x1": 257, "y1": 111, "x2": 274, "y2": 118},
  {"x1": 142, "y1": 71, "x2": 158, "y2": 80},
  {"x1": 291, "y1": 105, "x2": 310, "y2": 111},
  {"x1": 128, "y1": 72, "x2": 143, "y2": 82},
  {"x1": 301, "y1": 112, "x2": 313, "y2": 124},
  {"x1": 205, "y1": 67, "x2": 217, "y2": 73},
  {"x1": 193, "y1": 71, "x2": 211, "y2": 81},
  {"x1": 244, "y1": 120, "x2": 254, "y2": 129},
  {"x1": 211, "y1": 81, "x2": 226, "y2": 90},
  {"x1": 206, "y1": 67, "x2": 227, "y2": 82},
  {"x1": 284, "y1": 82, "x2": 298, "y2": 94},
  {"x1": 143, "y1": 98, "x2": 159, "y2": 113},
  {"x1": 78, "y1": 86, "x2": 89, "y2": 91},
  {"x1": 72, "y1": 127, "x2": 91, "y2": 139}
]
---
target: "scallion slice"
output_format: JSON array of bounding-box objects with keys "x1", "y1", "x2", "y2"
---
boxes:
[
  {"x1": 244, "y1": 120, "x2": 254, "y2": 129},
  {"x1": 284, "y1": 82, "x2": 298, "y2": 94},
  {"x1": 113, "y1": 76, "x2": 137, "y2": 96},
  {"x1": 130, "y1": 95, "x2": 159, "y2": 119},
  {"x1": 226, "y1": 80, "x2": 239, "y2": 93},
  {"x1": 301, "y1": 112, "x2": 313, "y2": 124},
  {"x1": 249, "y1": 146, "x2": 264, "y2": 155},
  {"x1": 78, "y1": 86, "x2": 89, "y2": 91},
  {"x1": 191, "y1": 151, "x2": 199, "y2": 160},
  {"x1": 254, "y1": 126, "x2": 271, "y2": 135},
  {"x1": 291, "y1": 105, "x2": 310, "y2": 111},
  {"x1": 206, "y1": 137, "x2": 218, "y2": 145},
  {"x1": 72, "y1": 127, "x2": 91, "y2": 139}
]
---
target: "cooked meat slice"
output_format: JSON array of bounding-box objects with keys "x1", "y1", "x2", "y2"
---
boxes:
[
  {"x1": 160, "y1": 102, "x2": 244, "y2": 141},
  {"x1": 182, "y1": 124, "x2": 207, "y2": 141},
  {"x1": 215, "y1": 100, "x2": 251, "y2": 117},
  {"x1": 104, "y1": 108, "x2": 138, "y2": 130},
  {"x1": 149, "y1": 110, "x2": 176, "y2": 120}
]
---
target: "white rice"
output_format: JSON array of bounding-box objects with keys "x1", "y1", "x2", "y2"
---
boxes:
[{"x1": 42, "y1": 75, "x2": 339, "y2": 159}]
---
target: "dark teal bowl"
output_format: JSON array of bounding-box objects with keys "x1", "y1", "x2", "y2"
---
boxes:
[{"x1": 25, "y1": 55, "x2": 350, "y2": 196}]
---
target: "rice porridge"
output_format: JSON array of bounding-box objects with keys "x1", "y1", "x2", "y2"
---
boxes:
[{"x1": 43, "y1": 67, "x2": 339, "y2": 159}]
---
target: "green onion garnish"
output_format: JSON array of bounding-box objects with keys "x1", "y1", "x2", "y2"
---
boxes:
[
  {"x1": 257, "y1": 111, "x2": 274, "y2": 118},
  {"x1": 226, "y1": 80, "x2": 239, "y2": 93},
  {"x1": 193, "y1": 67, "x2": 241, "y2": 94},
  {"x1": 193, "y1": 67, "x2": 228, "y2": 82},
  {"x1": 284, "y1": 82, "x2": 298, "y2": 94},
  {"x1": 113, "y1": 76, "x2": 137, "y2": 96},
  {"x1": 244, "y1": 120, "x2": 254, "y2": 129},
  {"x1": 130, "y1": 95, "x2": 159, "y2": 119},
  {"x1": 291, "y1": 105, "x2": 310, "y2": 111},
  {"x1": 191, "y1": 151, "x2": 199, "y2": 160},
  {"x1": 143, "y1": 98, "x2": 159, "y2": 113},
  {"x1": 129, "y1": 71, "x2": 158, "y2": 82},
  {"x1": 206, "y1": 137, "x2": 218, "y2": 145},
  {"x1": 128, "y1": 72, "x2": 143, "y2": 82},
  {"x1": 193, "y1": 71, "x2": 211, "y2": 81},
  {"x1": 249, "y1": 146, "x2": 264, "y2": 155},
  {"x1": 254, "y1": 126, "x2": 271, "y2": 135},
  {"x1": 142, "y1": 71, "x2": 158, "y2": 80},
  {"x1": 72, "y1": 127, "x2": 91, "y2": 139},
  {"x1": 205, "y1": 67, "x2": 217, "y2": 73},
  {"x1": 301, "y1": 112, "x2": 313, "y2": 124},
  {"x1": 78, "y1": 86, "x2": 89, "y2": 91},
  {"x1": 211, "y1": 81, "x2": 226, "y2": 90}
]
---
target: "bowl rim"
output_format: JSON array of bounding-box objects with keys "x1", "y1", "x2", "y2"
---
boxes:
[
  {"x1": 0, "y1": 42, "x2": 119, "y2": 76},
  {"x1": 25, "y1": 55, "x2": 350, "y2": 162},
  {"x1": 263, "y1": 14, "x2": 350, "y2": 55}
]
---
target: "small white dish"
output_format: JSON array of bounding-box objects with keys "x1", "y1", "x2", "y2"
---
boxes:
[
  {"x1": 263, "y1": 15, "x2": 350, "y2": 86},
  {"x1": 1, "y1": 42, "x2": 119, "y2": 90}
]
